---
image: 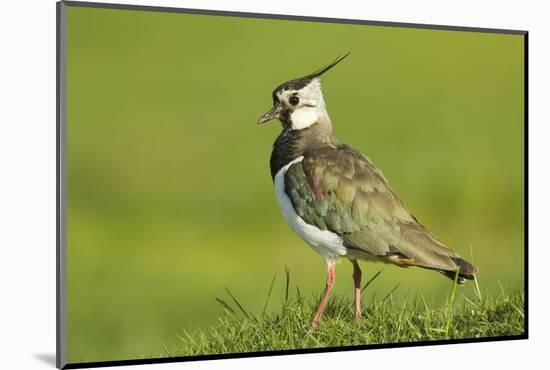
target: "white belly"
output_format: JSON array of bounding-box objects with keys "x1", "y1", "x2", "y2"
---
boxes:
[{"x1": 274, "y1": 156, "x2": 347, "y2": 266}]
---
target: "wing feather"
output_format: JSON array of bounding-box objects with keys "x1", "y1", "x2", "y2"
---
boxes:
[{"x1": 284, "y1": 143, "x2": 477, "y2": 277}]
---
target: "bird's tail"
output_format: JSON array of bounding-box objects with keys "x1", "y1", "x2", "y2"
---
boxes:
[
  {"x1": 438, "y1": 256, "x2": 477, "y2": 284},
  {"x1": 395, "y1": 222, "x2": 478, "y2": 285}
]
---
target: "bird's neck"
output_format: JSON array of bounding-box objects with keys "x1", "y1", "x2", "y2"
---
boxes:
[{"x1": 270, "y1": 119, "x2": 336, "y2": 180}]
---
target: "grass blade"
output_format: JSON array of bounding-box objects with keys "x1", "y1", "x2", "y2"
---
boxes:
[
  {"x1": 459, "y1": 292, "x2": 479, "y2": 308},
  {"x1": 361, "y1": 268, "x2": 384, "y2": 293},
  {"x1": 396, "y1": 294, "x2": 409, "y2": 341},
  {"x1": 473, "y1": 274, "x2": 482, "y2": 303},
  {"x1": 284, "y1": 266, "x2": 290, "y2": 303},
  {"x1": 509, "y1": 300, "x2": 525, "y2": 318},
  {"x1": 380, "y1": 283, "x2": 400, "y2": 305},
  {"x1": 215, "y1": 297, "x2": 236, "y2": 316},
  {"x1": 161, "y1": 341, "x2": 172, "y2": 356},
  {"x1": 469, "y1": 244, "x2": 482, "y2": 303},
  {"x1": 445, "y1": 268, "x2": 460, "y2": 338},
  {"x1": 262, "y1": 274, "x2": 277, "y2": 316},
  {"x1": 224, "y1": 287, "x2": 250, "y2": 319}
]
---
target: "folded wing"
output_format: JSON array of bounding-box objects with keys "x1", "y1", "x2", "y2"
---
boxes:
[{"x1": 284, "y1": 143, "x2": 477, "y2": 282}]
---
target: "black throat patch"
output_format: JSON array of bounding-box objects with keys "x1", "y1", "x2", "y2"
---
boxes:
[{"x1": 269, "y1": 124, "x2": 335, "y2": 180}]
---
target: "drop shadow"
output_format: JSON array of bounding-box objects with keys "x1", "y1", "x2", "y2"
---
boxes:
[{"x1": 34, "y1": 353, "x2": 56, "y2": 367}]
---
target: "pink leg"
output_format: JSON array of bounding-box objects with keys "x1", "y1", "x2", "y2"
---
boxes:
[
  {"x1": 352, "y1": 260, "x2": 362, "y2": 320},
  {"x1": 310, "y1": 264, "x2": 336, "y2": 331}
]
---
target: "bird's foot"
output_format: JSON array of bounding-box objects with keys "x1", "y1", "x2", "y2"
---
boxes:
[{"x1": 309, "y1": 319, "x2": 320, "y2": 332}]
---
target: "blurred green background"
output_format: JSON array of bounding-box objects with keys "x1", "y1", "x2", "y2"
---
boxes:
[{"x1": 65, "y1": 5, "x2": 524, "y2": 363}]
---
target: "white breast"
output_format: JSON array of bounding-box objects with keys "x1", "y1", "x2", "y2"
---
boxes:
[{"x1": 274, "y1": 156, "x2": 347, "y2": 266}]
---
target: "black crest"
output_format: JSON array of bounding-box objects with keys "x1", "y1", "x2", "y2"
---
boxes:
[{"x1": 272, "y1": 53, "x2": 351, "y2": 103}]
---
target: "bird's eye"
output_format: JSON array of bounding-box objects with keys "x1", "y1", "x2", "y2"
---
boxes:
[{"x1": 289, "y1": 96, "x2": 300, "y2": 106}]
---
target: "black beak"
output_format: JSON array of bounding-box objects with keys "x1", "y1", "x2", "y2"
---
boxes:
[{"x1": 257, "y1": 105, "x2": 282, "y2": 124}]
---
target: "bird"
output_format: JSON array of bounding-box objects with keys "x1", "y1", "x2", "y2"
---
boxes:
[{"x1": 257, "y1": 53, "x2": 478, "y2": 331}]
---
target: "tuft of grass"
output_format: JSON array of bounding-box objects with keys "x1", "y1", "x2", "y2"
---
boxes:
[{"x1": 171, "y1": 271, "x2": 525, "y2": 357}]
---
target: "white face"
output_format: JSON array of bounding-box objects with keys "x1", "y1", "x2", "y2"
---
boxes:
[{"x1": 276, "y1": 79, "x2": 328, "y2": 130}]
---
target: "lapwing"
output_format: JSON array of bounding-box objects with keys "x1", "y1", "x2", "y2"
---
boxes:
[{"x1": 257, "y1": 54, "x2": 478, "y2": 331}]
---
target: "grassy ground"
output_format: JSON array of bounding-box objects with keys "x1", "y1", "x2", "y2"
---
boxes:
[{"x1": 170, "y1": 271, "x2": 525, "y2": 357}]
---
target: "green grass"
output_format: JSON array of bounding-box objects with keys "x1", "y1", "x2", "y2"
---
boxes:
[{"x1": 170, "y1": 271, "x2": 525, "y2": 357}]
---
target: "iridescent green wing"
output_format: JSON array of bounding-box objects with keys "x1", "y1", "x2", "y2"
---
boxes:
[
  {"x1": 285, "y1": 143, "x2": 472, "y2": 273},
  {"x1": 284, "y1": 143, "x2": 405, "y2": 256}
]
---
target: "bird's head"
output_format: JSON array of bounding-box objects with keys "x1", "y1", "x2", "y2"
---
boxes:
[{"x1": 257, "y1": 53, "x2": 350, "y2": 131}]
